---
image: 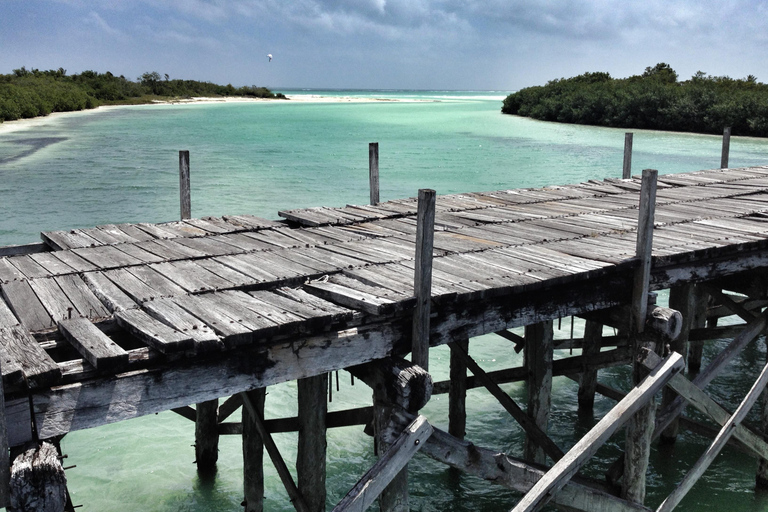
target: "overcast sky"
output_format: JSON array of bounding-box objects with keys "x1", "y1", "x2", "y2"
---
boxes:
[{"x1": 2, "y1": 0, "x2": 767, "y2": 91}]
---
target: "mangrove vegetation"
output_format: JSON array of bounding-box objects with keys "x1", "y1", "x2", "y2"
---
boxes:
[
  {"x1": 0, "y1": 67, "x2": 285, "y2": 122},
  {"x1": 502, "y1": 63, "x2": 768, "y2": 137}
]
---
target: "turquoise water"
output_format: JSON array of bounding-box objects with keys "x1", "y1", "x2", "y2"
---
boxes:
[{"x1": 2, "y1": 90, "x2": 768, "y2": 511}]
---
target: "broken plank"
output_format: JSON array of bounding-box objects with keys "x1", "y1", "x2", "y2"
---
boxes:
[
  {"x1": 58, "y1": 318, "x2": 129, "y2": 371},
  {"x1": 0, "y1": 326, "x2": 61, "y2": 388}
]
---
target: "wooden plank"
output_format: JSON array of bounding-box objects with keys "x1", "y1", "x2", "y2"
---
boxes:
[
  {"x1": 81, "y1": 271, "x2": 139, "y2": 313},
  {"x1": 54, "y1": 274, "x2": 111, "y2": 319},
  {"x1": 0, "y1": 280, "x2": 54, "y2": 332},
  {"x1": 193, "y1": 258, "x2": 256, "y2": 288},
  {"x1": 113, "y1": 243, "x2": 167, "y2": 264},
  {"x1": 114, "y1": 308, "x2": 195, "y2": 353},
  {"x1": 28, "y1": 277, "x2": 78, "y2": 324},
  {"x1": 0, "y1": 299, "x2": 19, "y2": 328},
  {"x1": 332, "y1": 415, "x2": 432, "y2": 512},
  {"x1": 9, "y1": 255, "x2": 51, "y2": 279},
  {"x1": 58, "y1": 318, "x2": 129, "y2": 371},
  {"x1": 221, "y1": 214, "x2": 283, "y2": 230},
  {"x1": 0, "y1": 341, "x2": 24, "y2": 388},
  {"x1": 141, "y1": 297, "x2": 221, "y2": 349},
  {"x1": 170, "y1": 295, "x2": 255, "y2": 347},
  {"x1": 0, "y1": 326, "x2": 61, "y2": 388},
  {"x1": 73, "y1": 245, "x2": 143, "y2": 269},
  {"x1": 0, "y1": 259, "x2": 25, "y2": 284},
  {"x1": 304, "y1": 278, "x2": 396, "y2": 315},
  {"x1": 150, "y1": 260, "x2": 233, "y2": 293},
  {"x1": 28, "y1": 252, "x2": 76, "y2": 276},
  {"x1": 102, "y1": 268, "x2": 169, "y2": 304},
  {"x1": 173, "y1": 235, "x2": 244, "y2": 256},
  {"x1": 512, "y1": 352, "x2": 684, "y2": 512},
  {"x1": 49, "y1": 250, "x2": 98, "y2": 272},
  {"x1": 125, "y1": 265, "x2": 187, "y2": 298}
]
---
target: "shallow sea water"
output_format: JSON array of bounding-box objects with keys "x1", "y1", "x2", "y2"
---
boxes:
[{"x1": 1, "y1": 90, "x2": 768, "y2": 511}]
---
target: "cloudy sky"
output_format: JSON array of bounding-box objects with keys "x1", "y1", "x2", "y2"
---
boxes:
[{"x1": 2, "y1": 0, "x2": 767, "y2": 91}]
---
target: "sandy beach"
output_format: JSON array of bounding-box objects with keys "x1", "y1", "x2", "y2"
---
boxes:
[{"x1": 0, "y1": 94, "x2": 420, "y2": 134}]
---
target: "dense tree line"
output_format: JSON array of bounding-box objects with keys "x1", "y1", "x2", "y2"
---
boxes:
[
  {"x1": 0, "y1": 67, "x2": 285, "y2": 122},
  {"x1": 502, "y1": 64, "x2": 768, "y2": 137}
]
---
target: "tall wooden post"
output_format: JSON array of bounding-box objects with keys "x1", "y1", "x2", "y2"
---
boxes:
[
  {"x1": 195, "y1": 399, "x2": 219, "y2": 474},
  {"x1": 297, "y1": 375, "x2": 328, "y2": 512},
  {"x1": 243, "y1": 388, "x2": 266, "y2": 512},
  {"x1": 448, "y1": 337, "x2": 469, "y2": 440},
  {"x1": 578, "y1": 320, "x2": 602, "y2": 412},
  {"x1": 660, "y1": 283, "x2": 694, "y2": 444},
  {"x1": 524, "y1": 320, "x2": 553, "y2": 464},
  {"x1": 623, "y1": 168, "x2": 657, "y2": 505},
  {"x1": 622, "y1": 133, "x2": 634, "y2": 179},
  {"x1": 721, "y1": 127, "x2": 731, "y2": 169},
  {"x1": 369, "y1": 143, "x2": 380, "y2": 206},
  {"x1": 0, "y1": 358, "x2": 9, "y2": 509},
  {"x1": 412, "y1": 189, "x2": 436, "y2": 371},
  {"x1": 179, "y1": 150, "x2": 191, "y2": 220}
]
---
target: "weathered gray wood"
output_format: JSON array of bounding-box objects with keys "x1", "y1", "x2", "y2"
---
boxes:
[
  {"x1": 640, "y1": 350, "x2": 768, "y2": 461},
  {"x1": 114, "y1": 308, "x2": 195, "y2": 353},
  {"x1": 1, "y1": 281, "x2": 54, "y2": 332},
  {"x1": 412, "y1": 189, "x2": 436, "y2": 370},
  {"x1": 632, "y1": 169, "x2": 657, "y2": 333},
  {"x1": 332, "y1": 415, "x2": 432, "y2": 512},
  {"x1": 512, "y1": 352, "x2": 683, "y2": 512},
  {"x1": 578, "y1": 320, "x2": 602, "y2": 412},
  {"x1": 660, "y1": 283, "x2": 693, "y2": 444},
  {"x1": 657, "y1": 356, "x2": 768, "y2": 512},
  {"x1": 448, "y1": 341, "x2": 565, "y2": 462},
  {"x1": 297, "y1": 374, "x2": 327, "y2": 512},
  {"x1": 721, "y1": 127, "x2": 731, "y2": 169},
  {"x1": 524, "y1": 320, "x2": 553, "y2": 464},
  {"x1": 58, "y1": 318, "x2": 129, "y2": 371},
  {"x1": 448, "y1": 337, "x2": 468, "y2": 440},
  {"x1": 243, "y1": 388, "x2": 266, "y2": 512},
  {"x1": 180, "y1": 150, "x2": 191, "y2": 220},
  {"x1": 760, "y1": 346, "x2": 768, "y2": 488},
  {"x1": 369, "y1": 142, "x2": 380, "y2": 206},
  {"x1": 0, "y1": 326, "x2": 61, "y2": 389},
  {"x1": 0, "y1": 355, "x2": 9, "y2": 508},
  {"x1": 241, "y1": 391, "x2": 310, "y2": 512},
  {"x1": 195, "y1": 399, "x2": 219, "y2": 474},
  {"x1": 8, "y1": 442, "x2": 67, "y2": 512},
  {"x1": 688, "y1": 284, "x2": 708, "y2": 375},
  {"x1": 385, "y1": 410, "x2": 650, "y2": 512},
  {"x1": 622, "y1": 133, "x2": 633, "y2": 179}
]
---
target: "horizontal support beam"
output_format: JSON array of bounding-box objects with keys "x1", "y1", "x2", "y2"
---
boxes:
[{"x1": 218, "y1": 406, "x2": 373, "y2": 435}]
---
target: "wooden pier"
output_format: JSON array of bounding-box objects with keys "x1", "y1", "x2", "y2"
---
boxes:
[{"x1": 3, "y1": 163, "x2": 768, "y2": 511}]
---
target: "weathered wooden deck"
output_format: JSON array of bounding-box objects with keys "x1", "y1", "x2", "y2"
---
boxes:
[{"x1": 3, "y1": 165, "x2": 768, "y2": 510}]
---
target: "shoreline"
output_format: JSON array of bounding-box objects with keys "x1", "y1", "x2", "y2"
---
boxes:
[{"x1": 0, "y1": 94, "x2": 421, "y2": 134}]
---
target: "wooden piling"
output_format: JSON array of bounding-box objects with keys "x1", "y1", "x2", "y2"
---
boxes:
[
  {"x1": 242, "y1": 388, "x2": 266, "y2": 512},
  {"x1": 721, "y1": 127, "x2": 731, "y2": 169},
  {"x1": 660, "y1": 283, "x2": 694, "y2": 444},
  {"x1": 0, "y1": 358, "x2": 8, "y2": 509},
  {"x1": 195, "y1": 399, "x2": 219, "y2": 474},
  {"x1": 524, "y1": 321, "x2": 553, "y2": 464},
  {"x1": 623, "y1": 168, "x2": 658, "y2": 504},
  {"x1": 9, "y1": 442, "x2": 68, "y2": 512},
  {"x1": 448, "y1": 338, "x2": 469, "y2": 440},
  {"x1": 622, "y1": 133, "x2": 633, "y2": 179},
  {"x1": 179, "y1": 150, "x2": 191, "y2": 220},
  {"x1": 297, "y1": 375, "x2": 328, "y2": 512},
  {"x1": 688, "y1": 285, "x2": 709, "y2": 375},
  {"x1": 369, "y1": 143, "x2": 380, "y2": 206},
  {"x1": 412, "y1": 189, "x2": 436, "y2": 371},
  {"x1": 578, "y1": 320, "x2": 602, "y2": 412},
  {"x1": 759, "y1": 355, "x2": 768, "y2": 488}
]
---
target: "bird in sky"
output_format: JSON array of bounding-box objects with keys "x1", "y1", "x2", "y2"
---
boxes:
[{"x1": 267, "y1": 54, "x2": 273, "y2": 62}]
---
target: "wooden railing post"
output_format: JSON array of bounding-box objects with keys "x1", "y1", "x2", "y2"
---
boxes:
[
  {"x1": 179, "y1": 150, "x2": 191, "y2": 220},
  {"x1": 622, "y1": 133, "x2": 633, "y2": 179},
  {"x1": 412, "y1": 189, "x2": 436, "y2": 371},
  {"x1": 721, "y1": 127, "x2": 731, "y2": 169},
  {"x1": 369, "y1": 143, "x2": 380, "y2": 206},
  {"x1": 631, "y1": 169, "x2": 657, "y2": 334}
]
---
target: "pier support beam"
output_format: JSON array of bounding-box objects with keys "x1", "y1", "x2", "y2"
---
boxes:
[
  {"x1": 759, "y1": 349, "x2": 768, "y2": 489},
  {"x1": 578, "y1": 320, "x2": 602, "y2": 413},
  {"x1": 242, "y1": 389, "x2": 266, "y2": 512},
  {"x1": 349, "y1": 357, "x2": 432, "y2": 512},
  {"x1": 8, "y1": 442, "x2": 67, "y2": 512},
  {"x1": 195, "y1": 399, "x2": 219, "y2": 474},
  {"x1": 660, "y1": 283, "x2": 694, "y2": 444},
  {"x1": 688, "y1": 285, "x2": 709, "y2": 375},
  {"x1": 524, "y1": 321, "x2": 553, "y2": 464},
  {"x1": 297, "y1": 375, "x2": 328, "y2": 512},
  {"x1": 448, "y1": 338, "x2": 469, "y2": 440}
]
